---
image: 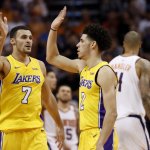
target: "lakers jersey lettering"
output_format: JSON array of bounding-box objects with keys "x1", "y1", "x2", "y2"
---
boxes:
[
  {"x1": 12, "y1": 73, "x2": 40, "y2": 84},
  {"x1": 0, "y1": 55, "x2": 44, "y2": 131},
  {"x1": 79, "y1": 61, "x2": 108, "y2": 131},
  {"x1": 80, "y1": 77, "x2": 93, "y2": 89}
]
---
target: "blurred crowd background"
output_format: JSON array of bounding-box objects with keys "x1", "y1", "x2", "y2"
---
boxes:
[{"x1": 0, "y1": 0, "x2": 150, "y2": 111}]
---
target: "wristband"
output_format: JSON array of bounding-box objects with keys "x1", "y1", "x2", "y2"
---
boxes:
[{"x1": 50, "y1": 28, "x2": 57, "y2": 31}]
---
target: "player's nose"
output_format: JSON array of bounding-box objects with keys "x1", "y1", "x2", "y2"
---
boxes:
[{"x1": 76, "y1": 42, "x2": 79, "y2": 48}]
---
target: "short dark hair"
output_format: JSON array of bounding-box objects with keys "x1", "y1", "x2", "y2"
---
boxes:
[
  {"x1": 46, "y1": 67, "x2": 54, "y2": 74},
  {"x1": 57, "y1": 84, "x2": 72, "y2": 92},
  {"x1": 83, "y1": 24, "x2": 112, "y2": 51},
  {"x1": 124, "y1": 31, "x2": 141, "y2": 49},
  {"x1": 10, "y1": 25, "x2": 30, "y2": 38}
]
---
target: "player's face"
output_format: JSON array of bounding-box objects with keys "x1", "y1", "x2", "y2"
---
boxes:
[
  {"x1": 14, "y1": 30, "x2": 33, "y2": 54},
  {"x1": 46, "y1": 72, "x2": 57, "y2": 91},
  {"x1": 76, "y1": 34, "x2": 91, "y2": 60},
  {"x1": 57, "y1": 86, "x2": 72, "y2": 103}
]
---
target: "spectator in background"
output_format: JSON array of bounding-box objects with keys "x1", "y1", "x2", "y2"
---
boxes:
[
  {"x1": 73, "y1": 9, "x2": 92, "y2": 35},
  {"x1": 43, "y1": 69, "x2": 58, "y2": 150},
  {"x1": 57, "y1": 85, "x2": 79, "y2": 150}
]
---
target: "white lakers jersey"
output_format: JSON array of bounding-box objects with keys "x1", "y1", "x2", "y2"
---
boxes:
[
  {"x1": 59, "y1": 105, "x2": 78, "y2": 147},
  {"x1": 110, "y1": 55, "x2": 145, "y2": 119}
]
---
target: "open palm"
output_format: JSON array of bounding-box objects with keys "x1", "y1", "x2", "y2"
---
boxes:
[
  {"x1": 51, "y1": 6, "x2": 67, "y2": 30},
  {"x1": 0, "y1": 12, "x2": 8, "y2": 37}
]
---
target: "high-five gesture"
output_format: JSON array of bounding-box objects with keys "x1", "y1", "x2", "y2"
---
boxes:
[
  {"x1": 51, "y1": 6, "x2": 66, "y2": 30},
  {"x1": 0, "y1": 12, "x2": 8, "y2": 38},
  {"x1": 0, "y1": 12, "x2": 8, "y2": 55}
]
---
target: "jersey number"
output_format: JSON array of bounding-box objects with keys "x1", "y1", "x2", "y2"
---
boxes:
[
  {"x1": 21, "y1": 86, "x2": 32, "y2": 104},
  {"x1": 80, "y1": 92, "x2": 86, "y2": 111},
  {"x1": 116, "y1": 72, "x2": 123, "y2": 92},
  {"x1": 66, "y1": 128, "x2": 72, "y2": 140}
]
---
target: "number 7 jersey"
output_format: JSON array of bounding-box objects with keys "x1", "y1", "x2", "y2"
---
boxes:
[
  {"x1": 109, "y1": 55, "x2": 145, "y2": 119},
  {"x1": 0, "y1": 55, "x2": 44, "y2": 131}
]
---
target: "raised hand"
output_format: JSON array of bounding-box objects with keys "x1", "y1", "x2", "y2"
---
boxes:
[
  {"x1": 51, "y1": 6, "x2": 67, "y2": 31},
  {"x1": 0, "y1": 12, "x2": 8, "y2": 38},
  {"x1": 0, "y1": 12, "x2": 8, "y2": 55}
]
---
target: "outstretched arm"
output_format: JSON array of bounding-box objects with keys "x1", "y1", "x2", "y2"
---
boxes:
[
  {"x1": 0, "y1": 12, "x2": 8, "y2": 55},
  {"x1": 39, "y1": 61, "x2": 65, "y2": 149},
  {"x1": 136, "y1": 59, "x2": 150, "y2": 119},
  {"x1": 96, "y1": 66, "x2": 117, "y2": 149},
  {"x1": 46, "y1": 7, "x2": 85, "y2": 73}
]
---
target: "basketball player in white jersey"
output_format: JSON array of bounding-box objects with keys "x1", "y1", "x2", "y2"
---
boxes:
[
  {"x1": 57, "y1": 85, "x2": 78, "y2": 150},
  {"x1": 43, "y1": 70, "x2": 58, "y2": 150},
  {"x1": 110, "y1": 31, "x2": 150, "y2": 150}
]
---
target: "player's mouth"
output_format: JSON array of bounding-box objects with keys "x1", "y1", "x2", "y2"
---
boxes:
[
  {"x1": 25, "y1": 45, "x2": 31, "y2": 48},
  {"x1": 25, "y1": 45, "x2": 32, "y2": 50}
]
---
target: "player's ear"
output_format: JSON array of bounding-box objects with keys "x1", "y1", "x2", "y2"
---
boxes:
[
  {"x1": 90, "y1": 41, "x2": 96, "y2": 49},
  {"x1": 10, "y1": 38, "x2": 16, "y2": 45}
]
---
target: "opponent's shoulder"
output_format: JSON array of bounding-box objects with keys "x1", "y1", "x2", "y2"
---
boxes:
[{"x1": 136, "y1": 58, "x2": 150, "y2": 71}]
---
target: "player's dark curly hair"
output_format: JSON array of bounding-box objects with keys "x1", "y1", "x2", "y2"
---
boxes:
[
  {"x1": 83, "y1": 24, "x2": 112, "y2": 51},
  {"x1": 10, "y1": 25, "x2": 30, "y2": 38}
]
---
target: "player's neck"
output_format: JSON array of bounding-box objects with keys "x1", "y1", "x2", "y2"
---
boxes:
[
  {"x1": 58, "y1": 101, "x2": 70, "y2": 112},
  {"x1": 86, "y1": 55, "x2": 102, "y2": 69},
  {"x1": 122, "y1": 50, "x2": 138, "y2": 57},
  {"x1": 12, "y1": 51, "x2": 30, "y2": 65}
]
